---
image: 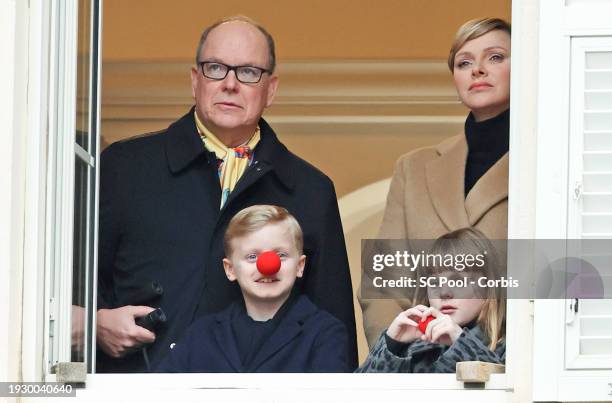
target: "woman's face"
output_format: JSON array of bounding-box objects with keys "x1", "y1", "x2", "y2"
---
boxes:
[{"x1": 452, "y1": 29, "x2": 511, "y2": 122}]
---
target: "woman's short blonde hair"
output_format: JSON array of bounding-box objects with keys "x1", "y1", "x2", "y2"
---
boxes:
[
  {"x1": 223, "y1": 205, "x2": 303, "y2": 256},
  {"x1": 448, "y1": 18, "x2": 511, "y2": 72}
]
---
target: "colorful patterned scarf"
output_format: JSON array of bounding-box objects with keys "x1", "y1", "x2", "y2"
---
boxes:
[{"x1": 194, "y1": 111, "x2": 260, "y2": 208}]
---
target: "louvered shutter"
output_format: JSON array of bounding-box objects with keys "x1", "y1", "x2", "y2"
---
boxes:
[{"x1": 566, "y1": 38, "x2": 612, "y2": 370}]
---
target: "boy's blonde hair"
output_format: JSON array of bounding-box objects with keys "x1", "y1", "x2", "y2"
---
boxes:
[
  {"x1": 223, "y1": 205, "x2": 303, "y2": 256},
  {"x1": 413, "y1": 228, "x2": 506, "y2": 350},
  {"x1": 448, "y1": 17, "x2": 511, "y2": 72}
]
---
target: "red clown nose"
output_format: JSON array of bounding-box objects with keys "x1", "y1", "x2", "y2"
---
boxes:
[
  {"x1": 418, "y1": 315, "x2": 435, "y2": 334},
  {"x1": 256, "y1": 251, "x2": 281, "y2": 276}
]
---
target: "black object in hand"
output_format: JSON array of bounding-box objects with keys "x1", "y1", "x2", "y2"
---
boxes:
[{"x1": 135, "y1": 307, "x2": 167, "y2": 332}]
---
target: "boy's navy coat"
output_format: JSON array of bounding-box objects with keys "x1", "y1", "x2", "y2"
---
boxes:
[
  {"x1": 155, "y1": 295, "x2": 349, "y2": 372},
  {"x1": 97, "y1": 108, "x2": 357, "y2": 372}
]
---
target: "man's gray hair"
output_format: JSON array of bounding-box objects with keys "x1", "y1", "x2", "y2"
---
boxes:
[{"x1": 195, "y1": 15, "x2": 276, "y2": 73}]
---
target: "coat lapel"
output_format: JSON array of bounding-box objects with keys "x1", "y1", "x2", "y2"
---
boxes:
[
  {"x1": 464, "y1": 152, "x2": 509, "y2": 226},
  {"x1": 165, "y1": 107, "x2": 210, "y2": 174},
  {"x1": 212, "y1": 309, "x2": 243, "y2": 372},
  {"x1": 248, "y1": 297, "x2": 313, "y2": 371},
  {"x1": 425, "y1": 135, "x2": 470, "y2": 231}
]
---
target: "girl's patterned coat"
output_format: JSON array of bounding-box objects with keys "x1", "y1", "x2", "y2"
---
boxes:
[{"x1": 356, "y1": 325, "x2": 505, "y2": 373}]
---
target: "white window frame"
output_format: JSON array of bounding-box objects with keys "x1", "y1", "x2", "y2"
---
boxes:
[
  {"x1": 43, "y1": 0, "x2": 103, "y2": 377},
  {"x1": 1, "y1": 0, "x2": 29, "y2": 384},
  {"x1": 10, "y1": 0, "x2": 99, "y2": 380},
  {"x1": 78, "y1": 2, "x2": 535, "y2": 401},
  {"x1": 2, "y1": 0, "x2": 56, "y2": 384},
  {"x1": 11, "y1": 0, "x2": 545, "y2": 401},
  {"x1": 21, "y1": 0, "x2": 53, "y2": 383},
  {"x1": 44, "y1": 0, "x2": 81, "y2": 375},
  {"x1": 532, "y1": 0, "x2": 612, "y2": 401}
]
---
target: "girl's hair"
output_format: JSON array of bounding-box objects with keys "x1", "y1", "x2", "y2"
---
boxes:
[
  {"x1": 448, "y1": 17, "x2": 511, "y2": 72},
  {"x1": 413, "y1": 227, "x2": 506, "y2": 350}
]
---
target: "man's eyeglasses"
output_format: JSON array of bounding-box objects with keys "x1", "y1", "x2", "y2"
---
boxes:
[{"x1": 198, "y1": 61, "x2": 271, "y2": 84}]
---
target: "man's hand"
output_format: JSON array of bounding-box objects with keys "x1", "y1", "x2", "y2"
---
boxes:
[
  {"x1": 96, "y1": 306, "x2": 156, "y2": 358},
  {"x1": 71, "y1": 305, "x2": 85, "y2": 353}
]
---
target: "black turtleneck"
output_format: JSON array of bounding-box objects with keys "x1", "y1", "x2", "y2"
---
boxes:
[{"x1": 464, "y1": 109, "x2": 510, "y2": 197}]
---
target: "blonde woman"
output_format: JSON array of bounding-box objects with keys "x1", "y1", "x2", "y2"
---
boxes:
[
  {"x1": 356, "y1": 228, "x2": 505, "y2": 373},
  {"x1": 359, "y1": 18, "x2": 511, "y2": 347}
]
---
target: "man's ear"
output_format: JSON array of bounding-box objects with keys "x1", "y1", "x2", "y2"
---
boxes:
[
  {"x1": 296, "y1": 255, "x2": 306, "y2": 278},
  {"x1": 265, "y1": 74, "x2": 279, "y2": 108},
  {"x1": 190, "y1": 66, "x2": 199, "y2": 99},
  {"x1": 223, "y1": 258, "x2": 237, "y2": 282}
]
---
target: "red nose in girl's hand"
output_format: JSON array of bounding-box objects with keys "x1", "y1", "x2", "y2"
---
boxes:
[
  {"x1": 256, "y1": 251, "x2": 281, "y2": 276},
  {"x1": 418, "y1": 315, "x2": 435, "y2": 334}
]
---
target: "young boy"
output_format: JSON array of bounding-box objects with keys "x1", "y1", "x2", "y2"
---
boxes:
[{"x1": 156, "y1": 205, "x2": 349, "y2": 372}]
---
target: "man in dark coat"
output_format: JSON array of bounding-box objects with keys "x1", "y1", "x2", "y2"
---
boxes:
[{"x1": 96, "y1": 16, "x2": 357, "y2": 372}]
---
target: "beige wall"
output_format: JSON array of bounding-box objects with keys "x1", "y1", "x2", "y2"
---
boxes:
[{"x1": 103, "y1": 0, "x2": 510, "y2": 61}]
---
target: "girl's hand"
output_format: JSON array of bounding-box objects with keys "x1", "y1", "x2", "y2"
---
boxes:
[
  {"x1": 420, "y1": 307, "x2": 464, "y2": 346},
  {"x1": 386, "y1": 305, "x2": 428, "y2": 344}
]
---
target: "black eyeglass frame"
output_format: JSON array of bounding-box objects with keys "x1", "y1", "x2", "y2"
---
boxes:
[{"x1": 197, "y1": 61, "x2": 272, "y2": 84}]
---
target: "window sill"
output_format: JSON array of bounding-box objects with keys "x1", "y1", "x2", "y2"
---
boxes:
[{"x1": 69, "y1": 373, "x2": 511, "y2": 401}]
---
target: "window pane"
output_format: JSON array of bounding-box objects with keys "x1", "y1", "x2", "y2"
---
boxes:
[
  {"x1": 72, "y1": 157, "x2": 90, "y2": 362},
  {"x1": 73, "y1": 0, "x2": 99, "y2": 371},
  {"x1": 76, "y1": 0, "x2": 91, "y2": 151}
]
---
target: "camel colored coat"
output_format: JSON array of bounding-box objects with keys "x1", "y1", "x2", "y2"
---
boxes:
[{"x1": 358, "y1": 134, "x2": 508, "y2": 348}]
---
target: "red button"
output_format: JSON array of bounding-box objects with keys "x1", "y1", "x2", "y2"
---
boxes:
[
  {"x1": 418, "y1": 315, "x2": 435, "y2": 334},
  {"x1": 256, "y1": 251, "x2": 281, "y2": 275}
]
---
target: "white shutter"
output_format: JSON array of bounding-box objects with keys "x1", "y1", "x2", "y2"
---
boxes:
[
  {"x1": 577, "y1": 300, "x2": 612, "y2": 356},
  {"x1": 582, "y1": 50, "x2": 612, "y2": 238},
  {"x1": 566, "y1": 37, "x2": 612, "y2": 370}
]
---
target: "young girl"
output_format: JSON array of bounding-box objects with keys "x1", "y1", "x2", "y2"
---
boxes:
[{"x1": 356, "y1": 228, "x2": 506, "y2": 373}]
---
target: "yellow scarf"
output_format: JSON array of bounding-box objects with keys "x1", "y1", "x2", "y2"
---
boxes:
[{"x1": 194, "y1": 111, "x2": 260, "y2": 208}]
